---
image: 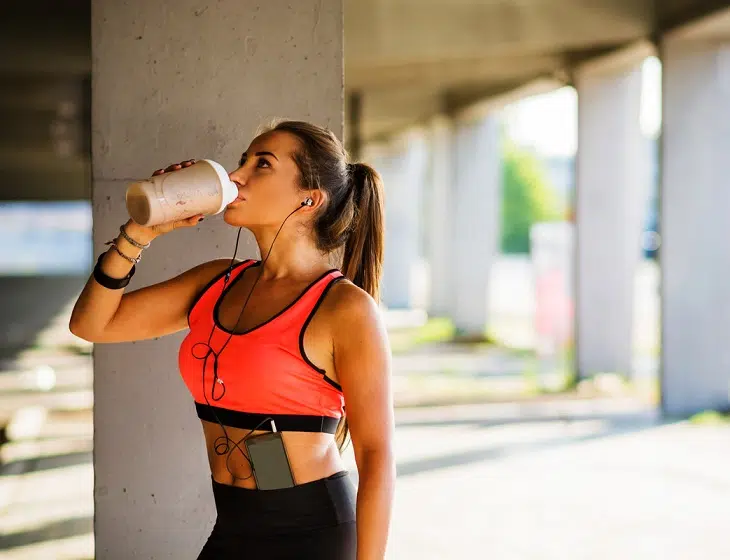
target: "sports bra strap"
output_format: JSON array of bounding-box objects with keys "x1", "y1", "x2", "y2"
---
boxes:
[{"x1": 196, "y1": 403, "x2": 340, "y2": 434}]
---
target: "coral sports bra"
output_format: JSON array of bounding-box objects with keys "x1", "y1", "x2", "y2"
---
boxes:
[{"x1": 178, "y1": 259, "x2": 346, "y2": 434}]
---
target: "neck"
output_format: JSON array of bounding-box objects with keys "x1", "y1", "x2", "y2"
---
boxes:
[{"x1": 249, "y1": 225, "x2": 332, "y2": 280}]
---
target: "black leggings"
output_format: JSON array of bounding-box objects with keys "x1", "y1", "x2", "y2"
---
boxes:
[{"x1": 197, "y1": 471, "x2": 357, "y2": 559}]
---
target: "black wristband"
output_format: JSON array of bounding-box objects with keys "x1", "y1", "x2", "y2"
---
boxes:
[{"x1": 93, "y1": 253, "x2": 136, "y2": 289}]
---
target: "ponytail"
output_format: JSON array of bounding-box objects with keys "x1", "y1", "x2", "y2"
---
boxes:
[
  {"x1": 335, "y1": 162, "x2": 384, "y2": 451},
  {"x1": 342, "y1": 162, "x2": 385, "y2": 303}
]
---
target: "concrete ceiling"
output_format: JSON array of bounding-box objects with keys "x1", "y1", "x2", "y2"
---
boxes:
[
  {"x1": 2, "y1": 0, "x2": 730, "y2": 200},
  {"x1": 344, "y1": 0, "x2": 730, "y2": 143}
]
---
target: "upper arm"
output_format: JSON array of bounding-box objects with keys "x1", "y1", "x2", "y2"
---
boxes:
[
  {"x1": 94, "y1": 258, "x2": 232, "y2": 343},
  {"x1": 331, "y1": 283, "x2": 394, "y2": 458}
]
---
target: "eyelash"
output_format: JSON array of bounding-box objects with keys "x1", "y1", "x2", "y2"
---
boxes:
[{"x1": 238, "y1": 157, "x2": 271, "y2": 169}]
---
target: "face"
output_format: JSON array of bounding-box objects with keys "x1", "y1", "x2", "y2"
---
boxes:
[{"x1": 223, "y1": 131, "x2": 311, "y2": 229}]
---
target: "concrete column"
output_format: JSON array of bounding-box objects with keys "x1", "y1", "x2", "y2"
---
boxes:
[
  {"x1": 574, "y1": 57, "x2": 650, "y2": 380},
  {"x1": 425, "y1": 116, "x2": 454, "y2": 316},
  {"x1": 661, "y1": 32, "x2": 730, "y2": 416},
  {"x1": 381, "y1": 132, "x2": 428, "y2": 309},
  {"x1": 451, "y1": 115, "x2": 501, "y2": 335},
  {"x1": 92, "y1": 1, "x2": 343, "y2": 557}
]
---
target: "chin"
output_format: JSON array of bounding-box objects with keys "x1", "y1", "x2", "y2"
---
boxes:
[{"x1": 222, "y1": 207, "x2": 248, "y2": 227}]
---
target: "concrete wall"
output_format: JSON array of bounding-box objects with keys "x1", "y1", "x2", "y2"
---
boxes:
[{"x1": 92, "y1": 0, "x2": 343, "y2": 557}]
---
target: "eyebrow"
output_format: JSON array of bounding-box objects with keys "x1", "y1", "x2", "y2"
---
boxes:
[{"x1": 240, "y1": 151, "x2": 279, "y2": 162}]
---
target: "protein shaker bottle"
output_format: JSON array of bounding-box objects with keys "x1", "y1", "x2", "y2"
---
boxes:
[{"x1": 125, "y1": 159, "x2": 238, "y2": 227}]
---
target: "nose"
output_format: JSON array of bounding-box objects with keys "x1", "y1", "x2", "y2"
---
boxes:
[{"x1": 229, "y1": 168, "x2": 246, "y2": 188}]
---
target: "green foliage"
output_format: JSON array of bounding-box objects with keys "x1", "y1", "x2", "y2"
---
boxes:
[
  {"x1": 689, "y1": 410, "x2": 730, "y2": 425},
  {"x1": 501, "y1": 143, "x2": 564, "y2": 254},
  {"x1": 388, "y1": 317, "x2": 456, "y2": 354}
]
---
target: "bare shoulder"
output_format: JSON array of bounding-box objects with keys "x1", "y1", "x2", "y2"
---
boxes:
[{"x1": 321, "y1": 279, "x2": 386, "y2": 335}]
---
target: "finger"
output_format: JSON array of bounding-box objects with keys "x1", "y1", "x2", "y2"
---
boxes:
[{"x1": 178, "y1": 215, "x2": 202, "y2": 229}]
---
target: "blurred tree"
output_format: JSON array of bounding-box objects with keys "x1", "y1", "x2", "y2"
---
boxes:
[{"x1": 501, "y1": 143, "x2": 564, "y2": 254}]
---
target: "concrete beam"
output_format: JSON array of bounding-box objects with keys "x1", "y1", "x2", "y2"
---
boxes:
[
  {"x1": 571, "y1": 40, "x2": 656, "y2": 76},
  {"x1": 658, "y1": 0, "x2": 730, "y2": 34},
  {"x1": 661, "y1": 5, "x2": 730, "y2": 41},
  {"x1": 346, "y1": 0, "x2": 651, "y2": 65},
  {"x1": 347, "y1": 53, "x2": 562, "y2": 92}
]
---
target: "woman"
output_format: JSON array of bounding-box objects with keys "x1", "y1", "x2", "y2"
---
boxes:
[{"x1": 70, "y1": 121, "x2": 395, "y2": 559}]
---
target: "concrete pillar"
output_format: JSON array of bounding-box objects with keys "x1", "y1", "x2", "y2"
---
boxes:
[
  {"x1": 451, "y1": 115, "x2": 501, "y2": 335},
  {"x1": 92, "y1": 1, "x2": 343, "y2": 557},
  {"x1": 425, "y1": 116, "x2": 454, "y2": 316},
  {"x1": 381, "y1": 132, "x2": 428, "y2": 309},
  {"x1": 660, "y1": 31, "x2": 730, "y2": 416},
  {"x1": 574, "y1": 57, "x2": 650, "y2": 380}
]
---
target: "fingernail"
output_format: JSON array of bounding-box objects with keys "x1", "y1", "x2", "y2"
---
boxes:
[{"x1": 198, "y1": 217, "x2": 204, "y2": 222}]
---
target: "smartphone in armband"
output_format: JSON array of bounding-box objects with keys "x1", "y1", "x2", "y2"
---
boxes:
[{"x1": 244, "y1": 431, "x2": 295, "y2": 490}]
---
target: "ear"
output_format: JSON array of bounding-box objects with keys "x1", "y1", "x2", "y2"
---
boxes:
[{"x1": 303, "y1": 189, "x2": 327, "y2": 211}]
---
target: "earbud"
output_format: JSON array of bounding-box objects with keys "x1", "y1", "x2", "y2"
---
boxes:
[{"x1": 302, "y1": 197, "x2": 313, "y2": 207}]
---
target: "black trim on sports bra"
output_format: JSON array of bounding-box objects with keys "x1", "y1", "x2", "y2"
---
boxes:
[
  {"x1": 187, "y1": 259, "x2": 253, "y2": 326},
  {"x1": 213, "y1": 266, "x2": 341, "y2": 336},
  {"x1": 195, "y1": 402, "x2": 340, "y2": 434},
  {"x1": 299, "y1": 275, "x2": 345, "y2": 391}
]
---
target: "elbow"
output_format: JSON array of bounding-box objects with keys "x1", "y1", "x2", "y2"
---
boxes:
[
  {"x1": 357, "y1": 445, "x2": 395, "y2": 474},
  {"x1": 68, "y1": 320, "x2": 89, "y2": 342},
  {"x1": 68, "y1": 315, "x2": 98, "y2": 343}
]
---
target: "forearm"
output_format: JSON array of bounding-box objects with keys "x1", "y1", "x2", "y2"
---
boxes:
[
  {"x1": 69, "y1": 220, "x2": 156, "y2": 339},
  {"x1": 355, "y1": 449, "x2": 395, "y2": 560}
]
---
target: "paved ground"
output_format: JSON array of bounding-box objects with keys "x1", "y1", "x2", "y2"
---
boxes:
[
  {"x1": 4, "y1": 362, "x2": 730, "y2": 560},
  {"x1": 379, "y1": 402, "x2": 730, "y2": 559}
]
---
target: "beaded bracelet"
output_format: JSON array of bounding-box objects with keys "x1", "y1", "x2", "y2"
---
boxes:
[
  {"x1": 118, "y1": 223, "x2": 151, "y2": 250},
  {"x1": 104, "y1": 240, "x2": 142, "y2": 264}
]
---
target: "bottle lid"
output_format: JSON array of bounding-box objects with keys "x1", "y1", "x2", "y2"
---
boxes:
[{"x1": 202, "y1": 159, "x2": 239, "y2": 214}]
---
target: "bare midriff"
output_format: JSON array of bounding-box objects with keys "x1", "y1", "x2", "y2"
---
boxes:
[{"x1": 201, "y1": 420, "x2": 345, "y2": 489}]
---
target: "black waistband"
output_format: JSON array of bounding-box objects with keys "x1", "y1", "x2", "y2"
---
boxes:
[
  {"x1": 195, "y1": 402, "x2": 340, "y2": 434},
  {"x1": 210, "y1": 471, "x2": 356, "y2": 535}
]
